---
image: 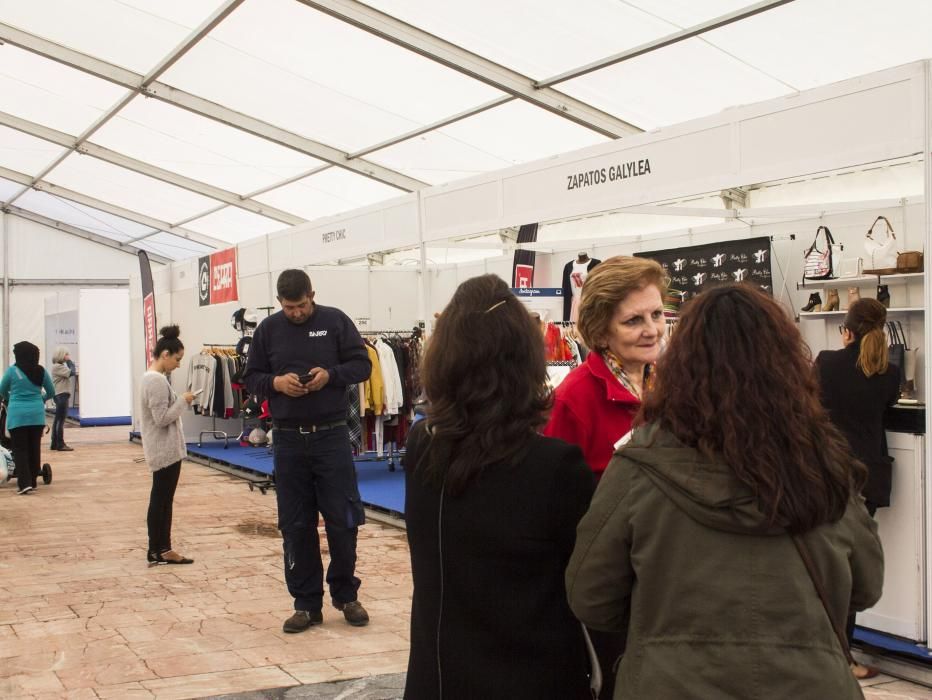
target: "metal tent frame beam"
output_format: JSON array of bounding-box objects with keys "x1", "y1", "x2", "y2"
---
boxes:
[
  {"x1": 536, "y1": 0, "x2": 797, "y2": 88},
  {"x1": 3, "y1": 0, "x2": 248, "y2": 210},
  {"x1": 1, "y1": 204, "x2": 172, "y2": 265},
  {"x1": 296, "y1": 0, "x2": 641, "y2": 138},
  {"x1": 0, "y1": 111, "x2": 305, "y2": 226},
  {"x1": 0, "y1": 23, "x2": 427, "y2": 193},
  {"x1": 0, "y1": 164, "x2": 227, "y2": 250}
]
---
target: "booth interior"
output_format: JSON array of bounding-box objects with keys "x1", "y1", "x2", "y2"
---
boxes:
[{"x1": 129, "y1": 61, "x2": 932, "y2": 669}]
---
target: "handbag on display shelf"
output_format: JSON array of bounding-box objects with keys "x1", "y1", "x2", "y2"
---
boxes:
[
  {"x1": 835, "y1": 257, "x2": 862, "y2": 279},
  {"x1": 802, "y1": 226, "x2": 836, "y2": 281},
  {"x1": 863, "y1": 216, "x2": 899, "y2": 274},
  {"x1": 888, "y1": 321, "x2": 906, "y2": 390},
  {"x1": 896, "y1": 250, "x2": 924, "y2": 273}
]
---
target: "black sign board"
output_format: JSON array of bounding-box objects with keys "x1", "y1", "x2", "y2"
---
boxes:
[{"x1": 635, "y1": 236, "x2": 773, "y2": 301}]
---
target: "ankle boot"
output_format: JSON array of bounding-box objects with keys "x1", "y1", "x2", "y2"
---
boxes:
[
  {"x1": 847, "y1": 287, "x2": 861, "y2": 307},
  {"x1": 876, "y1": 284, "x2": 890, "y2": 308},
  {"x1": 801, "y1": 292, "x2": 822, "y2": 312},
  {"x1": 824, "y1": 288, "x2": 840, "y2": 311}
]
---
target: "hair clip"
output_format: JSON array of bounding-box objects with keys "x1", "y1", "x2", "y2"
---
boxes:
[{"x1": 485, "y1": 300, "x2": 507, "y2": 313}]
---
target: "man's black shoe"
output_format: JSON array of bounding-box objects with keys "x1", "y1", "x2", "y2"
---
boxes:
[
  {"x1": 282, "y1": 609, "x2": 323, "y2": 633},
  {"x1": 335, "y1": 600, "x2": 369, "y2": 627}
]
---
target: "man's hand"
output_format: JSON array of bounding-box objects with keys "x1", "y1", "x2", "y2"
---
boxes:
[
  {"x1": 304, "y1": 368, "x2": 330, "y2": 392},
  {"x1": 273, "y1": 373, "x2": 310, "y2": 397}
]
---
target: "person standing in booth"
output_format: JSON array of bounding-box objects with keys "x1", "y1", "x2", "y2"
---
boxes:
[
  {"x1": 244, "y1": 269, "x2": 372, "y2": 633},
  {"x1": 0, "y1": 341, "x2": 56, "y2": 494},
  {"x1": 139, "y1": 325, "x2": 195, "y2": 565},
  {"x1": 50, "y1": 346, "x2": 76, "y2": 452},
  {"x1": 815, "y1": 297, "x2": 899, "y2": 680}
]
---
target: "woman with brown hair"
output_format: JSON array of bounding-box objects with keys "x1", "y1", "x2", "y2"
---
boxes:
[
  {"x1": 403, "y1": 274, "x2": 594, "y2": 700},
  {"x1": 816, "y1": 297, "x2": 899, "y2": 679},
  {"x1": 567, "y1": 283, "x2": 883, "y2": 699},
  {"x1": 544, "y1": 255, "x2": 667, "y2": 480}
]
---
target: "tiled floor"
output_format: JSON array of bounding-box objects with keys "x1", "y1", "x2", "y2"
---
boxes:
[
  {"x1": 0, "y1": 426, "x2": 411, "y2": 699},
  {"x1": 1, "y1": 425, "x2": 931, "y2": 699}
]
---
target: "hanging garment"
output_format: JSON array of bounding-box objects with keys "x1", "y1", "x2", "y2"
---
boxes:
[
  {"x1": 375, "y1": 338, "x2": 404, "y2": 416},
  {"x1": 347, "y1": 384, "x2": 363, "y2": 455}
]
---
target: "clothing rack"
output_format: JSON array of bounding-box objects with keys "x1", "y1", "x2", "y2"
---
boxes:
[{"x1": 196, "y1": 343, "x2": 238, "y2": 448}]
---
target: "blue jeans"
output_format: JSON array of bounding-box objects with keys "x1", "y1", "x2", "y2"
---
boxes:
[
  {"x1": 51, "y1": 393, "x2": 69, "y2": 449},
  {"x1": 273, "y1": 425, "x2": 365, "y2": 612}
]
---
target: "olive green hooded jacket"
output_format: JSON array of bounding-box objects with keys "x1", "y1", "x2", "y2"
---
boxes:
[{"x1": 567, "y1": 424, "x2": 884, "y2": 700}]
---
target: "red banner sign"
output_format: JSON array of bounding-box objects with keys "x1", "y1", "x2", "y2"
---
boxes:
[{"x1": 198, "y1": 248, "x2": 239, "y2": 306}]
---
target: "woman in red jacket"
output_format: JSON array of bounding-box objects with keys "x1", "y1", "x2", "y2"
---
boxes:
[{"x1": 544, "y1": 255, "x2": 667, "y2": 480}]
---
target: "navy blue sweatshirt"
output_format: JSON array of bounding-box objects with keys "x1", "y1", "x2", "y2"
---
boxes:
[{"x1": 243, "y1": 305, "x2": 372, "y2": 425}]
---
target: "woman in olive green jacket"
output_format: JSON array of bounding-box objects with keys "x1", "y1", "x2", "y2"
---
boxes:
[{"x1": 567, "y1": 284, "x2": 883, "y2": 700}]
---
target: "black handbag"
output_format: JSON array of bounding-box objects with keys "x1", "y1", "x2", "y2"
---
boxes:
[{"x1": 887, "y1": 321, "x2": 906, "y2": 389}]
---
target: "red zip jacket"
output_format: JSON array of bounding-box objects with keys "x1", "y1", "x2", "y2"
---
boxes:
[{"x1": 544, "y1": 352, "x2": 641, "y2": 479}]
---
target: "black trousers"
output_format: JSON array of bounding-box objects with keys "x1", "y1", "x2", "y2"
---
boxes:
[
  {"x1": 273, "y1": 426, "x2": 365, "y2": 612},
  {"x1": 10, "y1": 425, "x2": 43, "y2": 491},
  {"x1": 51, "y1": 393, "x2": 70, "y2": 449},
  {"x1": 846, "y1": 502, "x2": 879, "y2": 646},
  {"x1": 147, "y1": 461, "x2": 181, "y2": 554}
]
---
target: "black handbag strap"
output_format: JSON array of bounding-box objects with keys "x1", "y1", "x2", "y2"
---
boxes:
[
  {"x1": 805, "y1": 225, "x2": 834, "y2": 254},
  {"x1": 790, "y1": 534, "x2": 855, "y2": 666},
  {"x1": 867, "y1": 215, "x2": 896, "y2": 241}
]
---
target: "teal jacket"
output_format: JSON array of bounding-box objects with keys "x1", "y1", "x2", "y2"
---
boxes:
[{"x1": 0, "y1": 365, "x2": 56, "y2": 430}]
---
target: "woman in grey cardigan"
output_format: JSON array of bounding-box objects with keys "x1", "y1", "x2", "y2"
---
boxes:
[
  {"x1": 50, "y1": 346, "x2": 76, "y2": 451},
  {"x1": 140, "y1": 325, "x2": 195, "y2": 565}
]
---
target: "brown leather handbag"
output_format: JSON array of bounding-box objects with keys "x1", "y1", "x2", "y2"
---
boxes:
[{"x1": 896, "y1": 251, "x2": 924, "y2": 273}]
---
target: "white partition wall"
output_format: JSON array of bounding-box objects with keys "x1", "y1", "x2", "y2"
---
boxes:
[{"x1": 78, "y1": 288, "x2": 131, "y2": 423}]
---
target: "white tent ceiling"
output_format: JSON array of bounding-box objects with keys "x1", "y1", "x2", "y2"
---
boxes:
[{"x1": 0, "y1": 0, "x2": 931, "y2": 261}]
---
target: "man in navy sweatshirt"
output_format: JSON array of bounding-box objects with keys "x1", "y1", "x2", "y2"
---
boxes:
[{"x1": 244, "y1": 269, "x2": 372, "y2": 633}]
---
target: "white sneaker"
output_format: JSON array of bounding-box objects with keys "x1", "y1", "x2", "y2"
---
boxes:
[{"x1": 17, "y1": 486, "x2": 34, "y2": 495}]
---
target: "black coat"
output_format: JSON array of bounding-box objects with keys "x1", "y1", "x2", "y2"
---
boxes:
[
  {"x1": 402, "y1": 422, "x2": 594, "y2": 700},
  {"x1": 562, "y1": 258, "x2": 601, "y2": 321},
  {"x1": 816, "y1": 343, "x2": 900, "y2": 507}
]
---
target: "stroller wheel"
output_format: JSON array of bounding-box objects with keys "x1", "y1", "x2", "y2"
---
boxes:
[{"x1": 42, "y1": 463, "x2": 52, "y2": 485}]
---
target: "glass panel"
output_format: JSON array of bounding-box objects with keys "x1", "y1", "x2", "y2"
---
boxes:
[
  {"x1": 0, "y1": 45, "x2": 128, "y2": 134},
  {"x1": 561, "y1": 38, "x2": 788, "y2": 130},
  {"x1": 14, "y1": 189, "x2": 155, "y2": 241},
  {"x1": 184, "y1": 205, "x2": 285, "y2": 243},
  {"x1": 0, "y1": 0, "x2": 228, "y2": 73},
  {"x1": 363, "y1": 0, "x2": 679, "y2": 79},
  {"x1": 0, "y1": 125, "x2": 66, "y2": 176},
  {"x1": 704, "y1": 0, "x2": 932, "y2": 90},
  {"x1": 92, "y1": 97, "x2": 325, "y2": 195},
  {"x1": 369, "y1": 101, "x2": 609, "y2": 185},
  {"x1": 160, "y1": 0, "x2": 503, "y2": 151},
  {"x1": 255, "y1": 169, "x2": 404, "y2": 222},
  {"x1": 45, "y1": 153, "x2": 219, "y2": 223},
  {"x1": 135, "y1": 231, "x2": 216, "y2": 260}
]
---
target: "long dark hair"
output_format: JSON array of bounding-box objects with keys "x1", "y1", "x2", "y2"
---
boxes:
[
  {"x1": 638, "y1": 284, "x2": 864, "y2": 533},
  {"x1": 152, "y1": 325, "x2": 184, "y2": 359},
  {"x1": 417, "y1": 275, "x2": 550, "y2": 496},
  {"x1": 13, "y1": 341, "x2": 44, "y2": 386}
]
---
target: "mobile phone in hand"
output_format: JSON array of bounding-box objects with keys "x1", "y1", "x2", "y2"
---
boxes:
[
  {"x1": 298, "y1": 371, "x2": 317, "y2": 384},
  {"x1": 192, "y1": 389, "x2": 204, "y2": 396}
]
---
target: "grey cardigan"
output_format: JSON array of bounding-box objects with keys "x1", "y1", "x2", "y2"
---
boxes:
[
  {"x1": 51, "y1": 361, "x2": 73, "y2": 396},
  {"x1": 139, "y1": 371, "x2": 187, "y2": 472}
]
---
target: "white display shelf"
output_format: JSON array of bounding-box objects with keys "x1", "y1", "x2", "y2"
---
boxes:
[
  {"x1": 798, "y1": 272, "x2": 924, "y2": 290},
  {"x1": 799, "y1": 307, "x2": 925, "y2": 318}
]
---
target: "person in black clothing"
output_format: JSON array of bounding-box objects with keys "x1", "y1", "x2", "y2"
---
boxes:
[
  {"x1": 403, "y1": 274, "x2": 595, "y2": 700},
  {"x1": 243, "y1": 269, "x2": 372, "y2": 632},
  {"x1": 815, "y1": 297, "x2": 899, "y2": 680}
]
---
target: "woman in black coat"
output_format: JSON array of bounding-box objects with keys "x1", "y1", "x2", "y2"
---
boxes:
[
  {"x1": 403, "y1": 275, "x2": 594, "y2": 700},
  {"x1": 815, "y1": 297, "x2": 899, "y2": 679}
]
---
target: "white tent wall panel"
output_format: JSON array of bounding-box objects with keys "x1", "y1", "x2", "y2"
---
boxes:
[
  {"x1": 304, "y1": 268, "x2": 369, "y2": 323},
  {"x1": 369, "y1": 270, "x2": 419, "y2": 330},
  {"x1": 7, "y1": 215, "x2": 142, "y2": 279}
]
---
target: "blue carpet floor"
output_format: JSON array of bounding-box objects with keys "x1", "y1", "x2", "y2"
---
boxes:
[
  {"x1": 185, "y1": 442, "x2": 406, "y2": 516},
  {"x1": 855, "y1": 627, "x2": 932, "y2": 663}
]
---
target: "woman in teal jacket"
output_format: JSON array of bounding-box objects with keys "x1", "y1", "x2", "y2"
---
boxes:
[{"x1": 0, "y1": 342, "x2": 55, "y2": 494}]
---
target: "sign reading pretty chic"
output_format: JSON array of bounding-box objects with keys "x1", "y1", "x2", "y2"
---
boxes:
[{"x1": 566, "y1": 159, "x2": 652, "y2": 191}]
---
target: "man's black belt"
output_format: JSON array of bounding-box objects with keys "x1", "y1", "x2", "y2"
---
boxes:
[{"x1": 273, "y1": 420, "x2": 347, "y2": 434}]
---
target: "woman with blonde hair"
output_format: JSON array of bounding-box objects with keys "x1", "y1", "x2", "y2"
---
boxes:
[
  {"x1": 50, "y1": 346, "x2": 76, "y2": 451},
  {"x1": 815, "y1": 297, "x2": 899, "y2": 678}
]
